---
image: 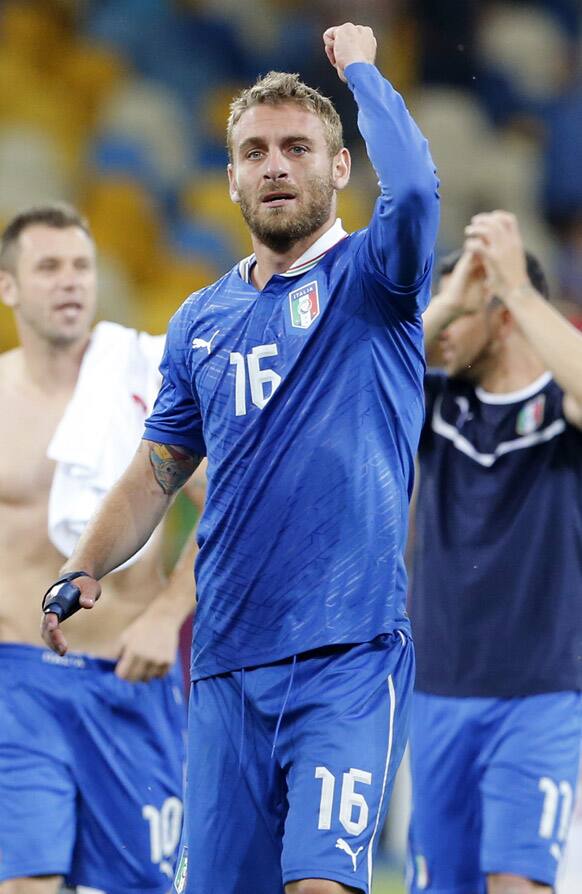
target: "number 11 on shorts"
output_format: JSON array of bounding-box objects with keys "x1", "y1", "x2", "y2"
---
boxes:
[{"x1": 315, "y1": 766, "x2": 372, "y2": 835}]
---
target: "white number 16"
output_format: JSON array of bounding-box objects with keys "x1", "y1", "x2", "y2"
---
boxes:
[
  {"x1": 229, "y1": 344, "x2": 282, "y2": 416},
  {"x1": 315, "y1": 766, "x2": 372, "y2": 835}
]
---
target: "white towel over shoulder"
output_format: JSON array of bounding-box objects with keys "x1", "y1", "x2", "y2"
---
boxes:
[{"x1": 47, "y1": 321, "x2": 165, "y2": 569}]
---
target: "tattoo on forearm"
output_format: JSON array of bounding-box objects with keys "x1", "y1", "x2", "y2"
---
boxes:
[{"x1": 148, "y1": 443, "x2": 201, "y2": 495}]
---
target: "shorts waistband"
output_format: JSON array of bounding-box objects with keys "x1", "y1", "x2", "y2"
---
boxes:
[{"x1": 0, "y1": 642, "x2": 117, "y2": 673}]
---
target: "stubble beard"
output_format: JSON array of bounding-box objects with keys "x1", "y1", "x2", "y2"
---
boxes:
[
  {"x1": 238, "y1": 173, "x2": 335, "y2": 254},
  {"x1": 18, "y1": 304, "x2": 93, "y2": 349}
]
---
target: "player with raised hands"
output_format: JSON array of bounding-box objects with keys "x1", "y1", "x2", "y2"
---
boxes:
[{"x1": 409, "y1": 211, "x2": 582, "y2": 894}]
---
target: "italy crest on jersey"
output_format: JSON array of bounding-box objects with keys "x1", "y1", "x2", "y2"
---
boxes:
[
  {"x1": 289, "y1": 281, "x2": 320, "y2": 329},
  {"x1": 516, "y1": 394, "x2": 545, "y2": 435}
]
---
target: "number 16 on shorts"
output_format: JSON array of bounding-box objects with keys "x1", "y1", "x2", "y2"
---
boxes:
[{"x1": 315, "y1": 766, "x2": 372, "y2": 836}]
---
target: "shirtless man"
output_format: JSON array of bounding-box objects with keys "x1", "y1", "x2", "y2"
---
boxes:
[{"x1": 0, "y1": 204, "x2": 203, "y2": 894}]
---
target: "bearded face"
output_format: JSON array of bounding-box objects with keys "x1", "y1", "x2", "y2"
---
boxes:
[
  {"x1": 228, "y1": 101, "x2": 348, "y2": 255},
  {"x1": 237, "y1": 171, "x2": 335, "y2": 253}
]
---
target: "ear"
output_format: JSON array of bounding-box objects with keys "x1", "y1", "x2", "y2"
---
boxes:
[
  {"x1": 227, "y1": 163, "x2": 240, "y2": 204},
  {"x1": 490, "y1": 302, "x2": 513, "y2": 342},
  {"x1": 332, "y1": 147, "x2": 351, "y2": 192},
  {"x1": 499, "y1": 305, "x2": 513, "y2": 335},
  {"x1": 0, "y1": 270, "x2": 18, "y2": 309}
]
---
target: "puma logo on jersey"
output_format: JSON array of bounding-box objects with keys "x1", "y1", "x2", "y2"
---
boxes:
[
  {"x1": 335, "y1": 838, "x2": 364, "y2": 871},
  {"x1": 192, "y1": 330, "x2": 220, "y2": 354}
]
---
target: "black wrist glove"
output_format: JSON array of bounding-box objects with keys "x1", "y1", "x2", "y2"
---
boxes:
[{"x1": 42, "y1": 571, "x2": 91, "y2": 622}]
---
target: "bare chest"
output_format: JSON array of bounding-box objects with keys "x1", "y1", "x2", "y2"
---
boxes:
[{"x1": 0, "y1": 393, "x2": 67, "y2": 505}]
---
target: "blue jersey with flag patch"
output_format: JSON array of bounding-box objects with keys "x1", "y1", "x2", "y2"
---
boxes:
[
  {"x1": 411, "y1": 370, "x2": 582, "y2": 697},
  {"x1": 144, "y1": 62, "x2": 439, "y2": 680}
]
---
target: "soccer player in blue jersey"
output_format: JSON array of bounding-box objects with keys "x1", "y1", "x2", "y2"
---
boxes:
[
  {"x1": 40, "y1": 23, "x2": 439, "y2": 894},
  {"x1": 409, "y1": 210, "x2": 582, "y2": 894}
]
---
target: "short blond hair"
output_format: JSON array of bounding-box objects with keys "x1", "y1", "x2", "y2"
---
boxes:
[{"x1": 227, "y1": 71, "x2": 343, "y2": 161}]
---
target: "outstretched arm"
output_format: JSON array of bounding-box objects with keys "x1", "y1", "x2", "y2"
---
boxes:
[
  {"x1": 324, "y1": 23, "x2": 439, "y2": 289},
  {"x1": 465, "y1": 211, "x2": 582, "y2": 429},
  {"x1": 41, "y1": 439, "x2": 202, "y2": 655}
]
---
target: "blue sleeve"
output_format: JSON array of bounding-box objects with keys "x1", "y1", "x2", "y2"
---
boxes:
[
  {"x1": 346, "y1": 62, "x2": 440, "y2": 306},
  {"x1": 143, "y1": 309, "x2": 206, "y2": 456}
]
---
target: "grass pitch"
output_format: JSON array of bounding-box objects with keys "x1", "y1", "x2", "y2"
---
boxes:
[{"x1": 373, "y1": 868, "x2": 405, "y2": 894}]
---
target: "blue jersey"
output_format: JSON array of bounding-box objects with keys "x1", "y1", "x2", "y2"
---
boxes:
[
  {"x1": 411, "y1": 370, "x2": 582, "y2": 697},
  {"x1": 144, "y1": 63, "x2": 439, "y2": 680}
]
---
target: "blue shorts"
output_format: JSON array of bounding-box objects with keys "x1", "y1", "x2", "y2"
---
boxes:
[
  {"x1": 175, "y1": 630, "x2": 414, "y2": 894},
  {"x1": 408, "y1": 690, "x2": 582, "y2": 894},
  {"x1": 0, "y1": 643, "x2": 186, "y2": 893}
]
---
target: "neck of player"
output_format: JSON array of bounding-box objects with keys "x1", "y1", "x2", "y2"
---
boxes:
[
  {"x1": 250, "y1": 209, "x2": 337, "y2": 291},
  {"x1": 16, "y1": 324, "x2": 90, "y2": 393},
  {"x1": 476, "y1": 340, "x2": 547, "y2": 394}
]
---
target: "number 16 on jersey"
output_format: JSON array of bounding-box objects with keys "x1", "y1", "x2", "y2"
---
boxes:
[{"x1": 229, "y1": 344, "x2": 281, "y2": 416}]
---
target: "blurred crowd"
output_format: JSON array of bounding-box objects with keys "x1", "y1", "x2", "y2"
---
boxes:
[{"x1": 0, "y1": 0, "x2": 580, "y2": 350}]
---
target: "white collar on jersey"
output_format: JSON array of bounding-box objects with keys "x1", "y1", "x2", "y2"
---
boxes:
[
  {"x1": 238, "y1": 218, "x2": 348, "y2": 284},
  {"x1": 475, "y1": 371, "x2": 553, "y2": 405}
]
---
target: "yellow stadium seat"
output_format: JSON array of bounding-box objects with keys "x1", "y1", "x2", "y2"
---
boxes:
[
  {"x1": 0, "y1": 0, "x2": 74, "y2": 77},
  {"x1": 338, "y1": 184, "x2": 374, "y2": 234},
  {"x1": 0, "y1": 71, "x2": 86, "y2": 173},
  {"x1": 0, "y1": 304, "x2": 18, "y2": 352},
  {"x1": 375, "y1": 18, "x2": 420, "y2": 94},
  {"x1": 83, "y1": 178, "x2": 163, "y2": 285},
  {"x1": 204, "y1": 82, "x2": 246, "y2": 144},
  {"x1": 136, "y1": 255, "x2": 220, "y2": 335},
  {"x1": 59, "y1": 42, "x2": 127, "y2": 129},
  {"x1": 183, "y1": 174, "x2": 252, "y2": 257}
]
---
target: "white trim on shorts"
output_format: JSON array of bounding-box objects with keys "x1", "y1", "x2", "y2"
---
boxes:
[{"x1": 366, "y1": 673, "x2": 396, "y2": 889}]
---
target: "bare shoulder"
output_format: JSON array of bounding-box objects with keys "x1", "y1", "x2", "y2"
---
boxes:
[
  {"x1": 0, "y1": 347, "x2": 20, "y2": 369},
  {"x1": 0, "y1": 348, "x2": 22, "y2": 390}
]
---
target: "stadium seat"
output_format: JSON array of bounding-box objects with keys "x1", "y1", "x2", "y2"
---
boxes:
[
  {"x1": 136, "y1": 255, "x2": 220, "y2": 335},
  {"x1": 476, "y1": 132, "x2": 542, "y2": 220},
  {"x1": 96, "y1": 252, "x2": 140, "y2": 327},
  {"x1": 95, "y1": 78, "x2": 195, "y2": 191},
  {"x1": 169, "y1": 219, "x2": 237, "y2": 273},
  {"x1": 0, "y1": 303, "x2": 18, "y2": 352},
  {"x1": 0, "y1": 126, "x2": 73, "y2": 219},
  {"x1": 199, "y1": 83, "x2": 245, "y2": 169},
  {"x1": 89, "y1": 134, "x2": 162, "y2": 195},
  {"x1": 84, "y1": 177, "x2": 163, "y2": 285},
  {"x1": 182, "y1": 174, "x2": 252, "y2": 257},
  {"x1": 0, "y1": 68, "x2": 86, "y2": 171},
  {"x1": 338, "y1": 181, "x2": 375, "y2": 234},
  {"x1": 411, "y1": 87, "x2": 496, "y2": 247},
  {"x1": 58, "y1": 41, "x2": 127, "y2": 128},
  {"x1": 477, "y1": 3, "x2": 568, "y2": 100},
  {"x1": 0, "y1": 0, "x2": 73, "y2": 75}
]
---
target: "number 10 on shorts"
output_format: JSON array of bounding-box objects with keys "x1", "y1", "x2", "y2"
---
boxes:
[{"x1": 315, "y1": 766, "x2": 372, "y2": 835}]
